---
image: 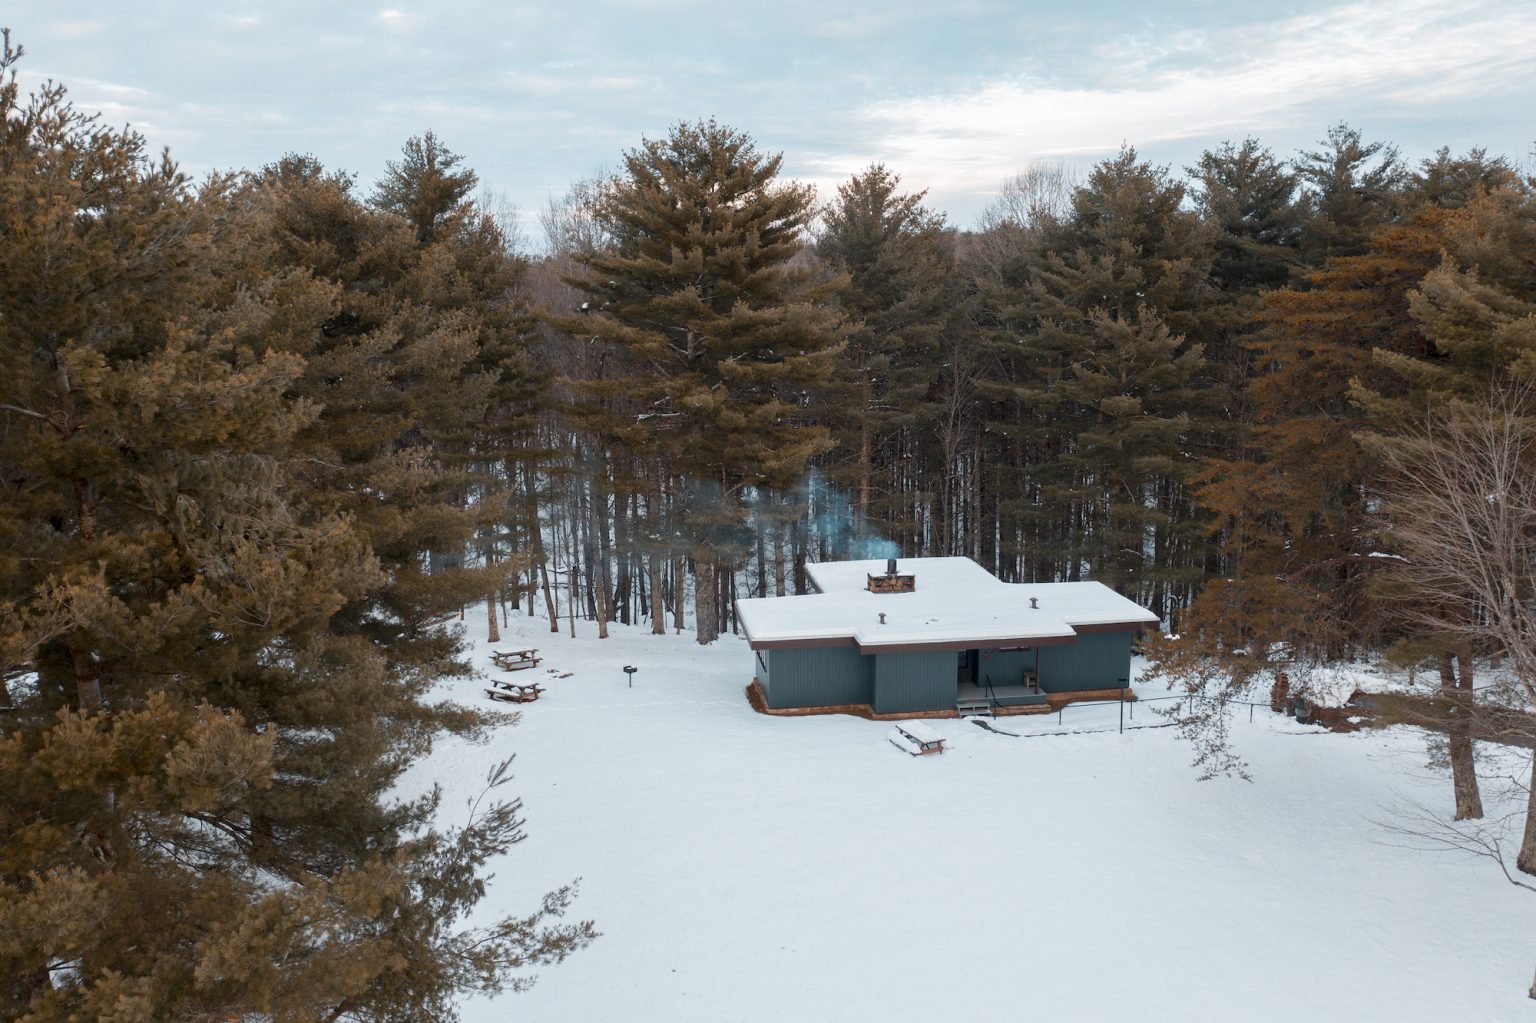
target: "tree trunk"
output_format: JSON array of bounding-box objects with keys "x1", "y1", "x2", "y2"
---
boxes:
[
  {"x1": 773, "y1": 511, "x2": 786, "y2": 597},
  {"x1": 756, "y1": 528, "x2": 767, "y2": 598},
  {"x1": 1450, "y1": 652, "x2": 1483, "y2": 820},
  {"x1": 1517, "y1": 751, "x2": 1536, "y2": 876},
  {"x1": 650, "y1": 553, "x2": 667, "y2": 634},
  {"x1": 540, "y1": 560, "x2": 559, "y2": 633},
  {"x1": 483, "y1": 544, "x2": 501, "y2": 644},
  {"x1": 521, "y1": 462, "x2": 557, "y2": 631},
  {"x1": 672, "y1": 556, "x2": 686, "y2": 633},
  {"x1": 580, "y1": 484, "x2": 599, "y2": 625},
  {"x1": 72, "y1": 645, "x2": 103, "y2": 713},
  {"x1": 595, "y1": 478, "x2": 615, "y2": 628},
  {"x1": 858, "y1": 422, "x2": 871, "y2": 530},
  {"x1": 615, "y1": 493, "x2": 633, "y2": 625},
  {"x1": 1437, "y1": 652, "x2": 1483, "y2": 820},
  {"x1": 721, "y1": 561, "x2": 734, "y2": 635},
  {"x1": 592, "y1": 492, "x2": 609, "y2": 640},
  {"x1": 694, "y1": 558, "x2": 719, "y2": 644},
  {"x1": 792, "y1": 517, "x2": 807, "y2": 595}
]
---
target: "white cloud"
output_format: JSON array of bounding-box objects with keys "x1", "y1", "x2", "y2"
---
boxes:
[
  {"x1": 377, "y1": 8, "x2": 418, "y2": 29},
  {"x1": 499, "y1": 69, "x2": 658, "y2": 99},
  {"x1": 20, "y1": 70, "x2": 157, "y2": 102},
  {"x1": 49, "y1": 20, "x2": 105, "y2": 39},
  {"x1": 852, "y1": 0, "x2": 1536, "y2": 199},
  {"x1": 499, "y1": 70, "x2": 566, "y2": 97}
]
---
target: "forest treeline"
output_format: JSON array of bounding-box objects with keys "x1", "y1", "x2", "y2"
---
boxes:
[
  {"x1": 532, "y1": 117, "x2": 1533, "y2": 662},
  {"x1": 7, "y1": 23, "x2": 1536, "y2": 1015}
]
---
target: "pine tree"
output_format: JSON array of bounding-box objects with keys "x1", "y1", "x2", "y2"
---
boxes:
[
  {"x1": 372, "y1": 129, "x2": 481, "y2": 245},
  {"x1": 1295, "y1": 123, "x2": 1406, "y2": 261},
  {"x1": 1192, "y1": 207, "x2": 1450, "y2": 663},
  {"x1": 1192, "y1": 139, "x2": 1304, "y2": 295},
  {"x1": 984, "y1": 147, "x2": 1218, "y2": 611},
  {"x1": 1367, "y1": 184, "x2": 1536, "y2": 401},
  {"x1": 1188, "y1": 139, "x2": 1303, "y2": 393},
  {"x1": 554, "y1": 120, "x2": 842, "y2": 643},
  {"x1": 814, "y1": 164, "x2": 955, "y2": 549},
  {"x1": 1404, "y1": 146, "x2": 1518, "y2": 211},
  {"x1": 0, "y1": 39, "x2": 591, "y2": 1018},
  {"x1": 1351, "y1": 181, "x2": 1536, "y2": 827},
  {"x1": 371, "y1": 133, "x2": 547, "y2": 643},
  {"x1": 199, "y1": 155, "x2": 492, "y2": 874}
]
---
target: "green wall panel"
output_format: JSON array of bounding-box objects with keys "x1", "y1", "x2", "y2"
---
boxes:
[
  {"x1": 1037, "y1": 631, "x2": 1133, "y2": 693},
  {"x1": 754, "y1": 647, "x2": 772, "y2": 689},
  {"x1": 762, "y1": 646, "x2": 871, "y2": 708},
  {"x1": 872, "y1": 651, "x2": 954, "y2": 714},
  {"x1": 978, "y1": 648, "x2": 1036, "y2": 687},
  {"x1": 761, "y1": 631, "x2": 1134, "y2": 709}
]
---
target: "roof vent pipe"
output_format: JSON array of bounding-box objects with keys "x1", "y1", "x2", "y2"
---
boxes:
[
  {"x1": 886, "y1": 557, "x2": 897, "y2": 576},
  {"x1": 1029, "y1": 597, "x2": 1038, "y2": 609},
  {"x1": 878, "y1": 612, "x2": 887, "y2": 625}
]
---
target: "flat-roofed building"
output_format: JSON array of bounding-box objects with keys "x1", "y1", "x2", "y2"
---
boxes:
[{"x1": 736, "y1": 557, "x2": 1159, "y2": 716}]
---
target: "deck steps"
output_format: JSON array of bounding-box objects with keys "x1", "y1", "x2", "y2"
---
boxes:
[{"x1": 955, "y1": 698, "x2": 993, "y2": 717}]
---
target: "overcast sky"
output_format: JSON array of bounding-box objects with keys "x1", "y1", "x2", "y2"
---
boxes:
[{"x1": 7, "y1": 1, "x2": 1534, "y2": 244}]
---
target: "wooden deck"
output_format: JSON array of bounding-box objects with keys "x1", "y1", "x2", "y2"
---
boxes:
[{"x1": 957, "y1": 681, "x2": 1047, "y2": 707}]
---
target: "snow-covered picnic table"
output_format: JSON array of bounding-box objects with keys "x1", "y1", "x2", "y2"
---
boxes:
[
  {"x1": 485, "y1": 678, "x2": 544, "y2": 703},
  {"x1": 490, "y1": 648, "x2": 540, "y2": 671},
  {"x1": 889, "y1": 721, "x2": 945, "y2": 756}
]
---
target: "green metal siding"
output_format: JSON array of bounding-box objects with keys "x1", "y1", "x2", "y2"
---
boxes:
[
  {"x1": 872, "y1": 651, "x2": 954, "y2": 714},
  {"x1": 979, "y1": 648, "x2": 1034, "y2": 688},
  {"x1": 1038, "y1": 631, "x2": 1133, "y2": 692},
  {"x1": 761, "y1": 631, "x2": 1134, "y2": 709},
  {"x1": 762, "y1": 646, "x2": 871, "y2": 709}
]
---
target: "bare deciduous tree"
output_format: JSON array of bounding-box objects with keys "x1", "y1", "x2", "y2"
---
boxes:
[
  {"x1": 1370, "y1": 385, "x2": 1536, "y2": 996},
  {"x1": 1373, "y1": 389, "x2": 1536, "y2": 838}
]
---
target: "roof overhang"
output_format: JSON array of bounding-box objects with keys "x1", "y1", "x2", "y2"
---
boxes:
[
  {"x1": 850, "y1": 634, "x2": 1079, "y2": 654},
  {"x1": 746, "y1": 631, "x2": 1088, "y2": 653},
  {"x1": 738, "y1": 557, "x2": 1161, "y2": 652}
]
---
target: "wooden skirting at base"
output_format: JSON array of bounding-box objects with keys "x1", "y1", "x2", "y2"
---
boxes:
[
  {"x1": 745, "y1": 680, "x2": 960, "y2": 721},
  {"x1": 991, "y1": 702, "x2": 1054, "y2": 717},
  {"x1": 745, "y1": 680, "x2": 1138, "y2": 721},
  {"x1": 1046, "y1": 687, "x2": 1138, "y2": 708}
]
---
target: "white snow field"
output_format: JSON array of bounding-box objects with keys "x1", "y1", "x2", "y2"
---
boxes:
[{"x1": 402, "y1": 614, "x2": 1536, "y2": 1022}]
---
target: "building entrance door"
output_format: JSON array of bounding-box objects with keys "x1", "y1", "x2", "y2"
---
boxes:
[{"x1": 956, "y1": 649, "x2": 978, "y2": 684}]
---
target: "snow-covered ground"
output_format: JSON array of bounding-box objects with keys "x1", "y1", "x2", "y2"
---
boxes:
[{"x1": 401, "y1": 613, "x2": 1536, "y2": 1022}]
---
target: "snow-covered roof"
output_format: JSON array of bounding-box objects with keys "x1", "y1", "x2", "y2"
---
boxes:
[{"x1": 736, "y1": 556, "x2": 1159, "y2": 652}]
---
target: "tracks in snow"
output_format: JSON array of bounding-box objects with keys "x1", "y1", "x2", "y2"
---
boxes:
[{"x1": 970, "y1": 717, "x2": 1176, "y2": 739}]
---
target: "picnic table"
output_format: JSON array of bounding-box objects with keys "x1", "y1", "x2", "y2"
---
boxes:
[
  {"x1": 889, "y1": 721, "x2": 945, "y2": 756},
  {"x1": 485, "y1": 678, "x2": 544, "y2": 704},
  {"x1": 491, "y1": 648, "x2": 541, "y2": 671}
]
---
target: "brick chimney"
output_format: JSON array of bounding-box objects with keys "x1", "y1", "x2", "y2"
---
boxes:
[{"x1": 867, "y1": 558, "x2": 915, "y2": 594}]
